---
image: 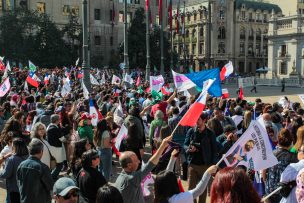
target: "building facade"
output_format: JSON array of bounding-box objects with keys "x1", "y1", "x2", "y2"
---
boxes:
[
  {"x1": 171, "y1": 0, "x2": 282, "y2": 74},
  {"x1": 267, "y1": 13, "x2": 304, "y2": 79},
  {"x1": 0, "y1": 0, "x2": 158, "y2": 66},
  {"x1": 267, "y1": 0, "x2": 304, "y2": 17}
]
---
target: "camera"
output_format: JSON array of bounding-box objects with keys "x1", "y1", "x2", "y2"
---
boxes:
[{"x1": 189, "y1": 140, "x2": 201, "y2": 149}]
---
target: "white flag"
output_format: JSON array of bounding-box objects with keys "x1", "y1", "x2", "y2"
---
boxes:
[
  {"x1": 114, "y1": 101, "x2": 124, "y2": 126},
  {"x1": 115, "y1": 124, "x2": 128, "y2": 150},
  {"x1": 223, "y1": 121, "x2": 278, "y2": 171},
  {"x1": 61, "y1": 78, "x2": 71, "y2": 97},
  {"x1": 6, "y1": 61, "x2": 11, "y2": 71},
  {"x1": 112, "y1": 75, "x2": 121, "y2": 85},
  {"x1": 172, "y1": 70, "x2": 196, "y2": 92},
  {"x1": 82, "y1": 81, "x2": 89, "y2": 99},
  {"x1": 24, "y1": 81, "x2": 29, "y2": 92},
  {"x1": 90, "y1": 74, "x2": 100, "y2": 85},
  {"x1": 0, "y1": 78, "x2": 10, "y2": 97},
  {"x1": 150, "y1": 75, "x2": 164, "y2": 92},
  {"x1": 100, "y1": 73, "x2": 106, "y2": 84},
  {"x1": 124, "y1": 73, "x2": 134, "y2": 84},
  {"x1": 3, "y1": 62, "x2": 9, "y2": 79},
  {"x1": 141, "y1": 170, "x2": 154, "y2": 197},
  {"x1": 75, "y1": 58, "x2": 79, "y2": 66}
]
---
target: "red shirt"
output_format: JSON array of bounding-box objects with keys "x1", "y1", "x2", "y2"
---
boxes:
[{"x1": 150, "y1": 101, "x2": 168, "y2": 121}]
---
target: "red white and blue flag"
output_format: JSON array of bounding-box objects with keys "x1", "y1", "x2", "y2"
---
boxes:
[
  {"x1": 180, "y1": 78, "x2": 215, "y2": 126},
  {"x1": 89, "y1": 98, "x2": 102, "y2": 126},
  {"x1": 220, "y1": 61, "x2": 234, "y2": 81},
  {"x1": 221, "y1": 88, "x2": 229, "y2": 99},
  {"x1": 44, "y1": 73, "x2": 50, "y2": 85},
  {"x1": 26, "y1": 71, "x2": 40, "y2": 88}
]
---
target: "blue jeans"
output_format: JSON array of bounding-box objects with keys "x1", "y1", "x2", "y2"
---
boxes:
[
  {"x1": 51, "y1": 162, "x2": 63, "y2": 181},
  {"x1": 98, "y1": 148, "x2": 112, "y2": 182}
]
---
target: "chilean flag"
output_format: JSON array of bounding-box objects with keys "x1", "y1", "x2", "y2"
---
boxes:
[
  {"x1": 89, "y1": 98, "x2": 102, "y2": 126},
  {"x1": 220, "y1": 61, "x2": 234, "y2": 81},
  {"x1": 0, "y1": 58, "x2": 5, "y2": 71},
  {"x1": 26, "y1": 71, "x2": 40, "y2": 88},
  {"x1": 221, "y1": 88, "x2": 229, "y2": 99},
  {"x1": 44, "y1": 73, "x2": 50, "y2": 85},
  {"x1": 180, "y1": 78, "x2": 215, "y2": 126}
]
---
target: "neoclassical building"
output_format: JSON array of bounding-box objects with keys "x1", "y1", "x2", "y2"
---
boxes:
[
  {"x1": 171, "y1": 0, "x2": 282, "y2": 73},
  {"x1": 0, "y1": 0, "x2": 158, "y2": 66},
  {"x1": 267, "y1": 13, "x2": 304, "y2": 79}
]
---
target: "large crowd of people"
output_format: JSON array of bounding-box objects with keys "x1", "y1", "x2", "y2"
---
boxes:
[{"x1": 0, "y1": 67, "x2": 303, "y2": 203}]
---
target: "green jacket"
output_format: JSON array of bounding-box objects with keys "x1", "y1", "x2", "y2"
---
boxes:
[
  {"x1": 149, "y1": 119, "x2": 165, "y2": 145},
  {"x1": 78, "y1": 125, "x2": 94, "y2": 143}
]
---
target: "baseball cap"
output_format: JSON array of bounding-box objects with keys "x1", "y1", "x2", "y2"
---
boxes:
[{"x1": 53, "y1": 177, "x2": 79, "y2": 197}]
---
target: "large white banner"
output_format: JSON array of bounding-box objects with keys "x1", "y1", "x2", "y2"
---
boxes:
[
  {"x1": 150, "y1": 75, "x2": 164, "y2": 92},
  {"x1": 115, "y1": 124, "x2": 128, "y2": 150},
  {"x1": 223, "y1": 121, "x2": 278, "y2": 171}
]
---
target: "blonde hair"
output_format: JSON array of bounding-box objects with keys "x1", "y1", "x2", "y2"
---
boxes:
[
  {"x1": 243, "y1": 111, "x2": 252, "y2": 129},
  {"x1": 294, "y1": 126, "x2": 304, "y2": 152}
]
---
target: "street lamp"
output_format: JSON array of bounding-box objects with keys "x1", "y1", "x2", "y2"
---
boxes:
[
  {"x1": 124, "y1": 0, "x2": 129, "y2": 74},
  {"x1": 82, "y1": 0, "x2": 91, "y2": 92}
]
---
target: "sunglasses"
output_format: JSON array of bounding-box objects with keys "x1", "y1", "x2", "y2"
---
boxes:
[{"x1": 62, "y1": 190, "x2": 79, "y2": 200}]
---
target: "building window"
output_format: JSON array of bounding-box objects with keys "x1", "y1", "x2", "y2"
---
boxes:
[
  {"x1": 110, "y1": 10, "x2": 113, "y2": 21},
  {"x1": 218, "y1": 42, "x2": 225, "y2": 53},
  {"x1": 218, "y1": 26, "x2": 225, "y2": 39},
  {"x1": 199, "y1": 43, "x2": 204, "y2": 54},
  {"x1": 241, "y1": 11, "x2": 245, "y2": 20},
  {"x1": 192, "y1": 44, "x2": 196, "y2": 54},
  {"x1": 127, "y1": 12, "x2": 132, "y2": 23},
  {"x1": 280, "y1": 45, "x2": 287, "y2": 56},
  {"x1": 119, "y1": 11, "x2": 124, "y2": 22},
  {"x1": 263, "y1": 14, "x2": 267, "y2": 22},
  {"x1": 37, "y1": 2, "x2": 45, "y2": 13},
  {"x1": 192, "y1": 29, "x2": 196, "y2": 38},
  {"x1": 240, "y1": 42, "x2": 244, "y2": 54},
  {"x1": 219, "y1": 9, "x2": 224, "y2": 19},
  {"x1": 95, "y1": 36, "x2": 101, "y2": 46},
  {"x1": 110, "y1": 36, "x2": 113, "y2": 46},
  {"x1": 200, "y1": 27, "x2": 204, "y2": 36},
  {"x1": 186, "y1": 30, "x2": 189, "y2": 38},
  {"x1": 62, "y1": 5, "x2": 70, "y2": 16},
  {"x1": 280, "y1": 62, "x2": 287, "y2": 75},
  {"x1": 134, "y1": 0, "x2": 140, "y2": 4},
  {"x1": 95, "y1": 9, "x2": 101, "y2": 20},
  {"x1": 256, "y1": 44, "x2": 260, "y2": 55},
  {"x1": 194, "y1": 13, "x2": 197, "y2": 21},
  {"x1": 248, "y1": 12, "x2": 252, "y2": 21},
  {"x1": 240, "y1": 26, "x2": 245, "y2": 39}
]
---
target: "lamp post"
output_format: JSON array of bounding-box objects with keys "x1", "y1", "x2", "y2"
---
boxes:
[
  {"x1": 160, "y1": 0, "x2": 165, "y2": 75},
  {"x1": 124, "y1": 0, "x2": 129, "y2": 73},
  {"x1": 145, "y1": 0, "x2": 150, "y2": 80},
  {"x1": 82, "y1": 0, "x2": 91, "y2": 91},
  {"x1": 207, "y1": 0, "x2": 212, "y2": 68}
]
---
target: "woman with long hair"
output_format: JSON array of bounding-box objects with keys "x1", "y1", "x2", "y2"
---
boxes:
[
  {"x1": 291, "y1": 126, "x2": 304, "y2": 153},
  {"x1": 242, "y1": 110, "x2": 252, "y2": 133},
  {"x1": 94, "y1": 119, "x2": 112, "y2": 181},
  {"x1": 0, "y1": 119, "x2": 24, "y2": 145},
  {"x1": 70, "y1": 138, "x2": 92, "y2": 178},
  {"x1": 119, "y1": 124, "x2": 144, "y2": 169},
  {"x1": 30, "y1": 122, "x2": 53, "y2": 168},
  {"x1": 0, "y1": 138, "x2": 29, "y2": 203},
  {"x1": 154, "y1": 150, "x2": 217, "y2": 203},
  {"x1": 210, "y1": 167, "x2": 260, "y2": 203},
  {"x1": 77, "y1": 149, "x2": 107, "y2": 203}
]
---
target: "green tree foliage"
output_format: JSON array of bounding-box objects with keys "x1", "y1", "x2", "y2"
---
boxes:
[
  {"x1": 119, "y1": 8, "x2": 178, "y2": 71},
  {"x1": 0, "y1": 9, "x2": 77, "y2": 68}
]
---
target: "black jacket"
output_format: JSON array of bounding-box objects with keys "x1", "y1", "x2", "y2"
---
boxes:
[
  {"x1": 46, "y1": 123, "x2": 64, "y2": 147},
  {"x1": 184, "y1": 127, "x2": 218, "y2": 165}
]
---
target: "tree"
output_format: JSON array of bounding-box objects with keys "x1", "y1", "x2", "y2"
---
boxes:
[
  {"x1": 119, "y1": 8, "x2": 178, "y2": 72},
  {"x1": 0, "y1": 9, "x2": 77, "y2": 68}
]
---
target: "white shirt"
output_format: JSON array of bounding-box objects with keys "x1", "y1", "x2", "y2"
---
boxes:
[
  {"x1": 280, "y1": 160, "x2": 304, "y2": 203},
  {"x1": 169, "y1": 191, "x2": 193, "y2": 203}
]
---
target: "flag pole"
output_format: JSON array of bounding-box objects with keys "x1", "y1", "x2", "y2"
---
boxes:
[
  {"x1": 261, "y1": 186, "x2": 283, "y2": 202},
  {"x1": 145, "y1": 0, "x2": 151, "y2": 81}
]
